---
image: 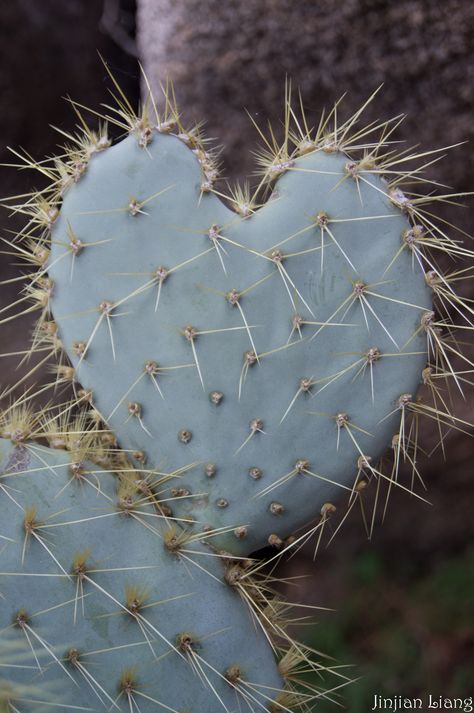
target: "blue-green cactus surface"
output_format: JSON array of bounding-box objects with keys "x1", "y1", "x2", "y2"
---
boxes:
[
  {"x1": 47, "y1": 130, "x2": 432, "y2": 555},
  {"x1": 0, "y1": 438, "x2": 284, "y2": 712}
]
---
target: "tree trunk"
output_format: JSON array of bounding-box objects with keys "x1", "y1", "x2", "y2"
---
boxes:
[{"x1": 137, "y1": 0, "x2": 474, "y2": 194}]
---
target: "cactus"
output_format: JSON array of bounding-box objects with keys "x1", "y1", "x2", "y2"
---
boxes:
[
  {"x1": 1, "y1": 436, "x2": 336, "y2": 712},
  {"x1": 40, "y1": 89, "x2": 455, "y2": 556},
  {"x1": 1, "y1": 68, "x2": 472, "y2": 711}
]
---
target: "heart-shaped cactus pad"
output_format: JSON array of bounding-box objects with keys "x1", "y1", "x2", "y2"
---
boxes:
[{"x1": 48, "y1": 126, "x2": 431, "y2": 554}]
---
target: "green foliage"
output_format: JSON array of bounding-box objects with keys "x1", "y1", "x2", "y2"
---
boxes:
[{"x1": 306, "y1": 549, "x2": 474, "y2": 713}]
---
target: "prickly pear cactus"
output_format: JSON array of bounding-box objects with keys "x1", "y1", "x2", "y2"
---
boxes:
[
  {"x1": 45, "y1": 106, "x2": 433, "y2": 555},
  {"x1": 0, "y1": 438, "x2": 290, "y2": 712},
  {"x1": 4, "y1": 77, "x2": 472, "y2": 559},
  {"x1": 1, "y1": 69, "x2": 473, "y2": 712}
]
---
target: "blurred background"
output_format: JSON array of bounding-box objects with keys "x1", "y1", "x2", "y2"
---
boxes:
[{"x1": 0, "y1": 2, "x2": 472, "y2": 710}]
